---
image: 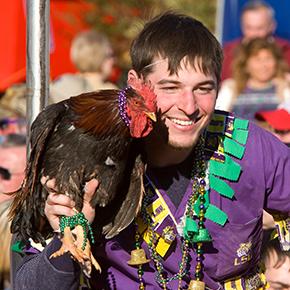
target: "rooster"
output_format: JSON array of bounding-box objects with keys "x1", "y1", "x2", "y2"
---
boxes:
[{"x1": 9, "y1": 79, "x2": 157, "y2": 275}]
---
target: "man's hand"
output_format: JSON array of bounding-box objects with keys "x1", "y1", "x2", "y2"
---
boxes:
[{"x1": 42, "y1": 177, "x2": 98, "y2": 232}]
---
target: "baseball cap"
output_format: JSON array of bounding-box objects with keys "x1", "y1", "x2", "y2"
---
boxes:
[
  {"x1": 255, "y1": 109, "x2": 290, "y2": 131},
  {"x1": 255, "y1": 99, "x2": 290, "y2": 131}
]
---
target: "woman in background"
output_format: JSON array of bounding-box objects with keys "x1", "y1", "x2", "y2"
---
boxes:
[
  {"x1": 50, "y1": 30, "x2": 118, "y2": 103},
  {"x1": 217, "y1": 38, "x2": 290, "y2": 120}
]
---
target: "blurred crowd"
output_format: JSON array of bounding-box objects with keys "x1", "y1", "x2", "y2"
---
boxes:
[
  {"x1": 1, "y1": 1, "x2": 290, "y2": 289},
  {"x1": 216, "y1": 0, "x2": 290, "y2": 146}
]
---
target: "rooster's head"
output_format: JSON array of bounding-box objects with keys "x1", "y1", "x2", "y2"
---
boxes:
[{"x1": 120, "y1": 78, "x2": 157, "y2": 138}]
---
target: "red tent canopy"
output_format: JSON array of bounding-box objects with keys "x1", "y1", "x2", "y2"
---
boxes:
[{"x1": 0, "y1": 0, "x2": 93, "y2": 92}]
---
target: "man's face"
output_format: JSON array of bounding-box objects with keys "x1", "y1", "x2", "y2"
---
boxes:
[
  {"x1": 241, "y1": 8, "x2": 275, "y2": 40},
  {"x1": 265, "y1": 251, "x2": 290, "y2": 290},
  {"x1": 138, "y1": 57, "x2": 218, "y2": 150}
]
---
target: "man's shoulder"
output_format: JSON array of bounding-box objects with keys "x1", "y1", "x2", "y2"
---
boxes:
[{"x1": 210, "y1": 110, "x2": 271, "y2": 142}]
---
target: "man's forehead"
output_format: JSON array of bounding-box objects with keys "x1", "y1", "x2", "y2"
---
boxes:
[
  {"x1": 149, "y1": 56, "x2": 212, "y2": 75},
  {"x1": 143, "y1": 58, "x2": 168, "y2": 71}
]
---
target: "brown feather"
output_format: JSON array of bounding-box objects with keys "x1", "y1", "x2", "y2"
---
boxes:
[{"x1": 70, "y1": 90, "x2": 128, "y2": 138}]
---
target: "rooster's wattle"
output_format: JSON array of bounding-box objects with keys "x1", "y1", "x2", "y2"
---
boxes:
[{"x1": 9, "y1": 79, "x2": 157, "y2": 275}]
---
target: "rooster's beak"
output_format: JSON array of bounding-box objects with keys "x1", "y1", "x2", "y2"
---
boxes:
[{"x1": 145, "y1": 112, "x2": 157, "y2": 122}]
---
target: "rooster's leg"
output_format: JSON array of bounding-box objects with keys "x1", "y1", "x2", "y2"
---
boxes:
[
  {"x1": 50, "y1": 226, "x2": 88, "y2": 264},
  {"x1": 74, "y1": 224, "x2": 101, "y2": 276}
]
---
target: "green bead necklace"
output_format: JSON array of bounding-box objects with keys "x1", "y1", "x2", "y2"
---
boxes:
[
  {"x1": 135, "y1": 137, "x2": 210, "y2": 289},
  {"x1": 59, "y1": 212, "x2": 95, "y2": 250}
]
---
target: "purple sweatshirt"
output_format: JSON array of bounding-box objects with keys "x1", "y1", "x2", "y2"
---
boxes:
[{"x1": 11, "y1": 122, "x2": 290, "y2": 290}]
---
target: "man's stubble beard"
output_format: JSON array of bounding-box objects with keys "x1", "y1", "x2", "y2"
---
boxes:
[{"x1": 153, "y1": 119, "x2": 198, "y2": 151}]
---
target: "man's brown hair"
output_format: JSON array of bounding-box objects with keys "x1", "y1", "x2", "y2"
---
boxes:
[{"x1": 130, "y1": 11, "x2": 223, "y2": 85}]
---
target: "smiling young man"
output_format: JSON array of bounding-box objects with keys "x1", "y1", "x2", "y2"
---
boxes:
[{"x1": 11, "y1": 11, "x2": 290, "y2": 290}]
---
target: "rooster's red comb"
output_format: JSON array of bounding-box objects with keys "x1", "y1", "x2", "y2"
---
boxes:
[{"x1": 127, "y1": 77, "x2": 157, "y2": 111}]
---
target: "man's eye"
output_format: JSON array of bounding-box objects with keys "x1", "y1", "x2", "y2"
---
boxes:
[
  {"x1": 162, "y1": 87, "x2": 179, "y2": 93},
  {"x1": 194, "y1": 87, "x2": 214, "y2": 95}
]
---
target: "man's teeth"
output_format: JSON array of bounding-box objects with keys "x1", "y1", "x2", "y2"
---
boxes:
[{"x1": 171, "y1": 118, "x2": 194, "y2": 126}]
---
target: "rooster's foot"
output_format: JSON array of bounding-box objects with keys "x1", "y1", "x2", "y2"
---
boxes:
[
  {"x1": 74, "y1": 225, "x2": 101, "y2": 276},
  {"x1": 50, "y1": 226, "x2": 88, "y2": 264}
]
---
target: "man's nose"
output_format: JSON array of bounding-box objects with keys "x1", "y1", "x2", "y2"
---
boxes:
[{"x1": 177, "y1": 90, "x2": 197, "y2": 115}]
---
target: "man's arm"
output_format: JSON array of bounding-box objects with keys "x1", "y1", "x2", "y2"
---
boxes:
[
  {"x1": 11, "y1": 178, "x2": 98, "y2": 290},
  {"x1": 11, "y1": 235, "x2": 81, "y2": 290},
  {"x1": 260, "y1": 126, "x2": 290, "y2": 251}
]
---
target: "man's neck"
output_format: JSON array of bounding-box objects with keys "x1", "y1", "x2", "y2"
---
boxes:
[{"x1": 144, "y1": 139, "x2": 194, "y2": 168}]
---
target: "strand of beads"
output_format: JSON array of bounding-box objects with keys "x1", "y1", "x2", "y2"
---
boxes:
[
  {"x1": 134, "y1": 223, "x2": 146, "y2": 290},
  {"x1": 118, "y1": 87, "x2": 131, "y2": 127},
  {"x1": 140, "y1": 197, "x2": 168, "y2": 289},
  {"x1": 59, "y1": 212, "x2": 94, "y2": 250},
  {"x1": 189, "y1": 137, "x2": 209, "y2": 289},
  {"x1": 140, "y1": 197, "x2": 191, "y2": 290}
]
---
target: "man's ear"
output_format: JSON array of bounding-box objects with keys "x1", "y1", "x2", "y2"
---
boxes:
[{"x1": 127, "y1": 69, "x2": 142, "y2": 85}]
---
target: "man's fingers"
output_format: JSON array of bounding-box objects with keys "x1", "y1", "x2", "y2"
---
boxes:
[
  {"x1": 44, "y1": 192, "x2": 76, "y2": 231},
  {"x1": 81, "y1": 179, "x2": 98, "y2": 224},
  {"x1": 46, "y1": 192, "x2": 75, "y2": 208},
  {"x1": 43, "y1": 177, "x2": 98, "y2": 227},
  {"x1": 41, "y1": 176, "x2": 58, "y2": 193},
  {"x1": 83, "y1": 179, "x2": 99, "y2": 202},
  {"x1": 45, "y1": 204, "x2": 75, "y2": 218},
  {"x1": 40, "y1": 176, "x2": 49, "y2": 185}
]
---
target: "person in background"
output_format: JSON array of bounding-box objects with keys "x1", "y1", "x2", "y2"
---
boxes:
[
  {"x1": 222, "y1": 0, "x2": 290, "y2": 81},
  {"x1": 0, "y1": 199, "x2": 12, "y2": 290},
  {"x1": 255, "y1": 101, "x2": 290, "y2": 146},
  {"x1": 0, "y1": 83, "x2": 27, "y2": 202},
  {"x1": 0, "y1": 83, "x2": 26, "y2": 119},
  {"x1": 216, "y1": 37, "x2": 290, "y2": 121},
  {"x1": 0, "y1": 83, "x2": 27, "y2": 289},
  {"x1": 262, "y1": 238, "x2": 290, "y2": 290},
  {"x1": 50, "y1": 30, "x2": 118, "y2": 103}
]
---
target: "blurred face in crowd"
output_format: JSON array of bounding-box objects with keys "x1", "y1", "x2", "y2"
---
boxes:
[
  {"x1": 241, "y1": 7, "x2": 276, "y2": 41},
  {"x1": 246, "y1": 49, "x2": 277, "y2": 85},
  {"x1": 265, "y1": 250, "x2": 290, "y2": 290}
]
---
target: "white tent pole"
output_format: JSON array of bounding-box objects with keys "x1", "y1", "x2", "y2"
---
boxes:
[
  {"x1": 215, "y1": 0, "x2": 225, "y2": 44},
  {"x1": 26, "y1": 0, "x2": 50, "y2": 156}
]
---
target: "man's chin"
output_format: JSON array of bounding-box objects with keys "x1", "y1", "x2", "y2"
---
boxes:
[{"x1": 167, "y1": 139, "x2": 198, "y2": 151}]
